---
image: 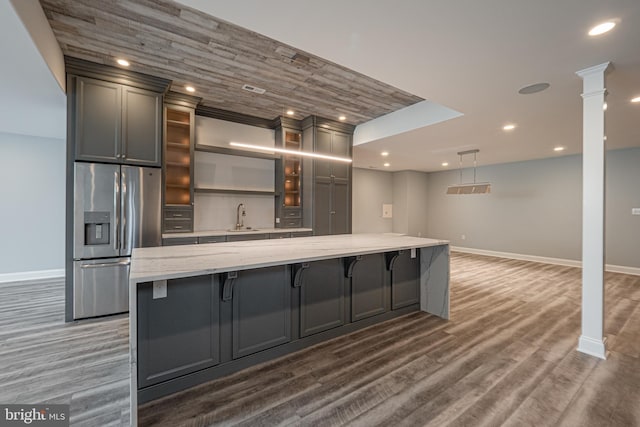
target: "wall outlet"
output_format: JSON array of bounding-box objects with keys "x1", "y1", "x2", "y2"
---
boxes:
[
  {"x1": 275, "y1": 217, "x2": 280, "y2": 224},
  {"x1": 382, "y1": 204, "x2": 393, "y2": 218},
  {"x1": 461, "y1": 234, "x2": 466, "y2": 240},
  {"x1": 153, "y1": 280, "x2": 167, "y2": 299},
  {"x1": 632, "y1": 208, "x2": 640, "y2": 216}
]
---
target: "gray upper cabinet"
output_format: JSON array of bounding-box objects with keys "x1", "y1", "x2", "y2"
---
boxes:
[
  {"x1": 74, "y1": 76, "x2": 162, "y2": 166},
  {"x1": 122, "y1": 86, "x2": 162, "y2": 165},
  {"x1": 75, "y1": 77, "x2": 121, "y2": 162}
]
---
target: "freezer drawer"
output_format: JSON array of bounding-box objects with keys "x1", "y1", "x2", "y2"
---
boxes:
[{"x1": 73, "y1": 258, "x2": 130, "y2": 319}]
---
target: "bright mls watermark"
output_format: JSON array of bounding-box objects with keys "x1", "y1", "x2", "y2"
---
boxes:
[{"x1": 0, "y1": 405, "x2": 69, "y2": 426}]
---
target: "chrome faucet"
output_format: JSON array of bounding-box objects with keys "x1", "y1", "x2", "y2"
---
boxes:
[{"x1": 236, "y1": 203, "x2": 246, "y2": 230}]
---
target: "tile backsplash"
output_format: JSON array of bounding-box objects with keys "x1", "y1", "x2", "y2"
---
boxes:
[{"x1": 194, "y1": 193, "x2": 275, "y2": 231}]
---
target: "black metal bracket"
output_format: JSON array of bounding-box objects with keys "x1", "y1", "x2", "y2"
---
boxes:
[
  {"x1": 344, "y1": 255, "x2": 362, "y2": 278},
  {"x1": 293, "y1": 262, "x2": 310, "y2": 288},
  {"x1": 222, "y1": 271, "x2": 238, "y2": 301},
  {"x1": 386, "y1": 250, "x2": 404, "y2": 271}
]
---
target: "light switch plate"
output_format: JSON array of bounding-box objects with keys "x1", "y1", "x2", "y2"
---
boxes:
[
  {"x1": 411, "y1": 248, "x2": 416, "y2": 258},
  {"x1": 632, "y1": 208, "x2": 640, "y2": 216},
  {"x1": 382, "y1": 204, "x2": 393, "y2": 218},
  {"x1": 153, "y1": 280, "x2": 167, "y2": 299}
]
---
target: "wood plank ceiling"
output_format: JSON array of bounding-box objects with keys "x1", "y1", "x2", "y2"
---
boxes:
[{"x1": 39, "y1": 0, "x2": 423, "y2": 125}]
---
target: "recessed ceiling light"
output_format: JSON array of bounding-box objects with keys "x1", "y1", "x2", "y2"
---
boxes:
[
  {"x1": 631, "y1": 96, "x2": 640, "y2": 103},
  {"x1": 603, "y1": 102, "x2": 608, "y2": 111},
  {"x1": 588, "y1": 21, "x2": 616, "y2": 36},
  {"x1": 554, "y1": 146, "x2": 565, "y2": 152},
  {"x1": 338, "y1": 115, "x2": 346, "y2": 121},
  {"x1": 185, "y1": 86, "x2": 196, "y2": 93},
  {"x1": 442, "y1": 162, "x2": 449, "y2": 167},
  {"x1": 381, "y1": 151, "x2": 389, "y2": 157},
  {"x1": 383, "y1": 163, "x2": 390, "y2": 167},
  {"x1": 518, "y1": 83, "x2": 550, "y2": 95},
  {"x1": 116, "y1": 59, "x2": 130, "y2": 67},
  {"x1": 286, "y1": 110, "x2": 295, "y2": 116},
  {"x1": 503, "y1": 124, "x2": 516, "y2": 131}
]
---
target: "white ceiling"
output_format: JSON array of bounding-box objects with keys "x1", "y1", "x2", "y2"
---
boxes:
[
  {"x1": 179, "y1": 0, "x2": 640, "y2": 171},
  {"x1": 0, "y1": 2, "x2": 65, "y2": 140}
]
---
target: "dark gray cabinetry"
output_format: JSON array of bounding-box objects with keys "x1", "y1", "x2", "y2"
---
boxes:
[
  {"x1": 388, "y1": 250, "x2": 420, "y2": 309},
  {"x1": 226, "y1": 233, "x2": 269, "y2": 242},
  {"x1": 229, "y1": 266, "x2": 291, "y2": 359},
  {"x1": 295, "y1": 259, "x2": 345, "y2": 337},
  {"x1": 348, "y1": 253, "x2": 389, "y2": 322},
  {"x1": 137, "y1": 276, "x2": 220, "y2": 388},
  {"x1": 162, "y1": 236, "x2": 198, "y2": 246},
  {"x1": 74, "y1": 76, "x2": 162, "y2": 166},
  {"x1": 302, "y1": 118, "x2": 354, "y2": 236}
]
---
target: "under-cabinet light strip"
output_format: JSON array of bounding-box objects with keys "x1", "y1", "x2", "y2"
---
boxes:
[{"x1": 229, "y1": 142, "x2": 353, "y2": 163}]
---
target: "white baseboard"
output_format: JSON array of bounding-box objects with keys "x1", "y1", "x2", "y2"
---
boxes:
[
  {"x1": 451, "y1": 246, "x2": 640, "y2": 276},
  {"x1": 0, "y1": 268, "x2": 65, "y2": 284},
  {"x1": 577, "y1": 335, "x2": 607, "y2": 360}
]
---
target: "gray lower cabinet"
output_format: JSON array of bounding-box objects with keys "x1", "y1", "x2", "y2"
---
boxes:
[
  {"x1": 349, "y1": 253, "x2": 388, "y2": 322},
  {"x1": 230, "y1": 266, "x2": 291, "y2": 359},
  {"x1": 226, "y1": 233, "x2": 269, "y2": 242},
  {"x1": 198, "y1": 235, "x2": 227, "y2": 244},
  {"x1": 162, "y1": 237, "x2": 198, "y2": 246},
  {"x1": 137, "y1": 276, "x2": 220, "y2": 388},
  {"x1": 389, "y1": 250, "x2": 420, "y2": 309},
  {"x1": 295, "y1": 259, "x2": 345, "y2": 338}
]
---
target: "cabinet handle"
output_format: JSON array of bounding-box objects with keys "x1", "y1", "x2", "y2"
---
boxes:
[
  {"x1": 174, "y1": 226, "x2": 183, "y2": 229},
  {"x1": 330, "y1": 211, "x2": 336, "y2": 214},
  {"x1": 173, "y1": 214, "x2": 183, "y2": 217}
]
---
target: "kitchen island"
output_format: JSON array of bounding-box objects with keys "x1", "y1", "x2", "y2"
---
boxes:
[{"x1": 128, "y1": 233, "x2": 449, "y2": 425}]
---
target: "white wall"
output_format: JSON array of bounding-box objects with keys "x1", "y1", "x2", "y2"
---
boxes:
[
  {"x1": 194, "y1": 116, "x2": 276, "y2": 230},
  {"x1": 352, "y1": 168, "x2": 393, "y2": 233},
  {"x1": 392, "y1": 171, "x2": 429, "y2": 237},
  {"x1": 0, "y1": 132, "x2": 65, "y2": 277},
  {"x1": 426, "y1": 148, "x2": 640, "y2": 268}
]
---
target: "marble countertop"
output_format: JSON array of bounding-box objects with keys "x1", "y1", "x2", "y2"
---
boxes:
[
  {"x1": 162, "y1": 227, "x2": 313, "y2": 239},
  {"x1": 130, "y1": 233, "x2": 449, "y2": 283}
]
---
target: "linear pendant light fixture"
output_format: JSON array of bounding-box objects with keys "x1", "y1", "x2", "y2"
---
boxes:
[
  {"x1": 446, "y1": 149, "x2": 491, "y2": 195},
  {"x1": 229, "y1": 142, "x2": 352, "y2": 163}
]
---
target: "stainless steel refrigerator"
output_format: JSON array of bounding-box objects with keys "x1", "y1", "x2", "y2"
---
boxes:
[{"x1": 72, "y1": 162, "x2": 161, "y2": 319}]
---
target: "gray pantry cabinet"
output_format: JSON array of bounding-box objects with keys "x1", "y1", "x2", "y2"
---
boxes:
[
  {"x1": 73, "y1": 76, "x2": 162, "y2": 166},
  {"x1": 302, "y1": 119, "x2": 354, "y2": 236}
]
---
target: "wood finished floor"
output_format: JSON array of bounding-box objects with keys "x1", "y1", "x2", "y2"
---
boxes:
[
  {"x1": 1, "y1": 253, "x2": 639, "y2": 427},
  {"x1": 139, "y1": 253, "x2": 640, "y2": 427},
  {"x1": 0, "y1": 277, "x2": 130, "y2": 426}
]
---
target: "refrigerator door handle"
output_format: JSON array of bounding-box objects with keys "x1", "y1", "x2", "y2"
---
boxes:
[
  {"x1": 114, "y1": 169, "x2": 121, "y2": 251},
  {"x1": 80, "y1": 260, "x2": 131, "y2": 269},
  {"x1": 121, "y1": 168, "x2": 128, "y2": 255}
]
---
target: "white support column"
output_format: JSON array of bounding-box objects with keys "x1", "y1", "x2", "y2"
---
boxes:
[{"x1": 576, "y1": 62, "x2": 610, "y2": 360}]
